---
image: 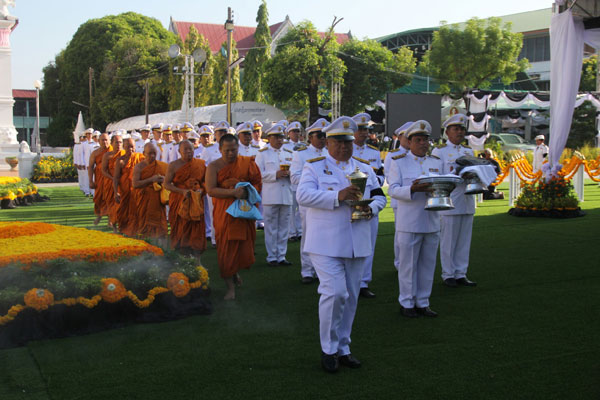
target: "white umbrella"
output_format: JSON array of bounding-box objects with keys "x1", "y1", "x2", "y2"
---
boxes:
[{"x1": 73, "y1": 111, "x2": 86, "y2": 144}]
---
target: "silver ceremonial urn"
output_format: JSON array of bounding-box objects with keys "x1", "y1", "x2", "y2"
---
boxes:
[
  {"x1": 462, "y1": 172, "x2": 487, "y2": 195},
  {"x1": 345, "y1": 167, "x2": 374, "y2": 221},
  {"x1": 414, "y1": 176, "x2": 463, "y2": 211}
]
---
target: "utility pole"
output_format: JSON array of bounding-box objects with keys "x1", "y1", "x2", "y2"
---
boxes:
[
  {"x1": 225, "y1": 7, "x2": 234, "y2": 125},
  {"x1": 88, "y1": 67, "x2": 94, "y2": 127},
  {"x1": 145, "y1": 80, "x2": 149, "y2": 125}
]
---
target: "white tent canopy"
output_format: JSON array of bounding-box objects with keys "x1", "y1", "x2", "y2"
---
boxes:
[{"x1": 105, "y1": 102, "x2": 286, "y2": 132}]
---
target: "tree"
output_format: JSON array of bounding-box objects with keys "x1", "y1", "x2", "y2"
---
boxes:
[
  {"x1": 264, "y1": 19, "x2": 345, "y2": 123},
  {"x1": 567, "y1": 101, "x2": 596, "y2": 148},
  {"x1": 41, "y1": 12, "x2": 177, "y2": 145},
  {"x1": 243, "y1": 0, "x2": 271, "y2": 103},
  {"x1": 209, "y1": 39, "x2": 243, "y2": 105},
  {"x1": 338, "y1": 39, "x2": 416, "y2": 115},
  {"x1": 579, "y1": 55, "x2": 597, "y2": 91},
  {"x1": 421, "y1": 17, "x2": 529, "y2": 95}
]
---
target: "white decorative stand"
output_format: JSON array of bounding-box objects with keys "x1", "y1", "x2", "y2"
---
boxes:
[{"x1": 0, "y1": 15, "x2": 19, "y2": 171}]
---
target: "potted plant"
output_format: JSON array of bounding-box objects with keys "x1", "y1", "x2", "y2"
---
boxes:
[{"x1": 5, "y1": 157, "x2": 18, "y2": 171}]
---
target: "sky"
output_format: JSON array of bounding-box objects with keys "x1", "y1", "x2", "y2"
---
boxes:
[{"x1": 7, "y1": 0, "x2": 553, "y2": 89}]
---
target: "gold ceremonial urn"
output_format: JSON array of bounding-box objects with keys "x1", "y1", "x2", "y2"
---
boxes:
[
  {"x1": 279, "y1": 164, "x2": 290, "y2": 171},
  {"x1": 345, "y1": 167, "x2": 374, "y2": 221}
]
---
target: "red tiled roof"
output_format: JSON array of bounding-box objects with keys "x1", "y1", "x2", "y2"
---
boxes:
[
  {"x1": 12, "y1": 89, "x2": 37, "y2": 99},
  {"x1": 171, "y1": 19, "x2": 349, "y2": 57}
]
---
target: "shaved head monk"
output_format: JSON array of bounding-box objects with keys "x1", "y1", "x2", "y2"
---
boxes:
[
  {"x1": 206, "y1": 134, "x2": 262, "y2": 300},
  {"x1": 89, "y1": 133, "x2": 112, "y2": 226},
  {"x1": 113, "y1": 138, "x2": 145, "y2": 236},
  {"x1": 101, "y1": 135, "x2": 124, "y2": 232},
  {"x1": 164, "y1": 140, "x2": 207, "y2": 258},
  {"x1": 132, "y1": 143, "x2": 169, "y2": 245}
]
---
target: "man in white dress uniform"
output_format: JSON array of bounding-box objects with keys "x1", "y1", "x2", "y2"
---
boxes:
[{"x1": 297, "y1": 116, "x2": 386, "y2": 373}]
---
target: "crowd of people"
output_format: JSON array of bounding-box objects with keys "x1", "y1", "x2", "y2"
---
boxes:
[{"x1": 72, "y1": 112, "x2": 482, "y2": 373}]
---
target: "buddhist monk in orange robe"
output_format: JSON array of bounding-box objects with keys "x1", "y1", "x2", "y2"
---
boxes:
[
  {"x1": 132, "y1": 143, "x2": 168, "y2": 243},
  {"x1": 113, "y1": 138, "x2": 144, "y2": 237},
  {"x1": 88, "y1": 133, "x2": 111, "y2": 225},
  {"x1": 165, "y1": 140, "x2": 206, "y2": 254},
  {"x1": 206, "y1": 134, "x2": 262, "y2": 300},
  {"x1": 101, "y1": 135, "x2": 125, "y2": 232}
]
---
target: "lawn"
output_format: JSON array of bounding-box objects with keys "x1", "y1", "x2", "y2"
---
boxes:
[{"x1": 0, "y1": 184, "x2": 599, "y2": 400}]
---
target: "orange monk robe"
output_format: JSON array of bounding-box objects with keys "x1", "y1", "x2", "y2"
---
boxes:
[
  {"x1": 116, "y1": 153, "x2": 145, "y2": 236},
  {"x1": 169, "y1": 158, "x2": 207, "y2": 251},
  {"x1": 212, "y1": 156, "x2": 262, "y2": 278},
  {"x1": 107, "y1": 150, "x2": 126, "y2": 225},
  {"x1": 134, "y1": 160, "x2": 169, "y2": 238},
  {"x1": 93, "y1": 146, "x2": 112, "y2": 217}
]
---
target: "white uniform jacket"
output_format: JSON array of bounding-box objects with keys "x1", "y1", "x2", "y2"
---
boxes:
[
  {"x1": 238, "y1": 144, "x2": 260, "y2": 158},
  {"x1": 198, "y1": 144, "x2": 221, "y2": 165},
  {"x1": 255, "y1": 145, "x2": 294, "y2": 206},
  {"x1": 290, "y1": 145, "x2": 326, "y2": 187},
  {"x1": 533, "y1": 144, "x2": 549, "y2": 172},
  {"x1": 135, "y1": 140, "x2": 146, "y2": 154},
  {"x1": 431, "y1": 143, "x2": 475, "y2": 216},
  {"x1": 161, "y1": 141, "x2": 174, "y2": 163},
  {"x1": 283, "y1": 140, "x2": 305, "y2": 153},
  {"x1": 388, "y1": 151, "x2": 443, "y2": 233},
  {"x1": 353, "y1": 143, "x2": 383, "y2": 184},
  {"x1": 73, "y1": 143, "x2": 82, "y2": 166},
  {"x1": 297, "y1": 154, "x2": 386, "y2": 258},
  {"x1": 384, "y1": 147, "x2": 408, "y2": 209}
]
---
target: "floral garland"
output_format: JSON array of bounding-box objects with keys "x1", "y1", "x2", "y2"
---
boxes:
[
  {"x1": 0, "y1": 221, "x2": 163, "y2": 267},
  {"x1": 0, "y1": 177, "x2": 37, "y2": 201},
  {"x1": 0, "y1": 265, "x2": 210, "y2": 326}
]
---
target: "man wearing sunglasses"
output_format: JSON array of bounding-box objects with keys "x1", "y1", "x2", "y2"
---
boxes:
[{"x1": 290, "y1": 118, "x2": 330, "y2": 284}]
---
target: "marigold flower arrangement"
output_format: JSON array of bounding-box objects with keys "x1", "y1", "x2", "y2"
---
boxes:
[
  {"x1": 100, "y1": 278, "x2": 127, "y2": 303},
  {"x1": 167, "y1": 272, "x2": 191, "y2": 298},
  {"x1": 24, "y1": 288, "x2": 54, "y2": 311},
  {"x1": 515, "y1": 177, "x2": 579, "y2": 211}
]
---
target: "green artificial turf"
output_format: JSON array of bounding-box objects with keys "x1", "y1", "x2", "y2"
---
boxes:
[{"x1": 0, "y1": 184, "x2": 599, "y2": 399}]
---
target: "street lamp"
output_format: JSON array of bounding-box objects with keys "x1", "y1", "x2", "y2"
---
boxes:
[
  {"x1": 33, "y1": 79, "x2": 41, "y2": 155},
  {"x1": 168, "y1": 44, "x2": 207, "y2": 126}
]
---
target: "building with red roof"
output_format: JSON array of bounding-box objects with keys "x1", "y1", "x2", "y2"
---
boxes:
[{"x1": 168, "y1": 16, "x2": 351, "y2": 58}]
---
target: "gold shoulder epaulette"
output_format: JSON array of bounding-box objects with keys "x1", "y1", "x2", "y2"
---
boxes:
[
  {"x1": 251, "y1": 144, "x2": 260, "y2": 148},
  {"x1": 462, "y1": 144, "x2": 471, "y2": 149},
  {"x1": 307, "y1": 156, "x2": 325, "y2": 163},
  {"x1": 258, "y1": 147, "x2": 268, "y2": 152},
  {"x1": 392, "y1": 153, "x2": 407, "y2": 160},
  {"x1": 205, "y1": 143, "x2": 214, "y2": 147},
  {"x1": 389, "y1": 148, "x2": 400, "y2": 153},
  {"x1": 367, "y1": 144, "x2": 379, "y2": 151},
  {"x1": 429, "y1": 154, "x2": 440, "y2": 160},
  {"x1": 283, "y1": 148, "x2": 293, "y2": 153},
  {"x1": 297, "y1": 147, "x2": 307, "y2": 151},
  {"x1": 438, "y1": 143, "x2": 447, "y2": 148},
  {"x1": 352, "y1": 156, "x2": 370, "y2": 164}
]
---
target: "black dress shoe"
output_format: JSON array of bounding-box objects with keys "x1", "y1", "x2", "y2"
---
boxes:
[
  {"x1": 279, "y1": 259, "x2": 292, "y2": 266},
  {"x1": 400, "y1": 306, "x2": 419, "y2": 318},
  {"x1": 267, "y1": 260, "x2": 279, "y2": 266},
  {"x1": 321, "y1": 353, "x2": 339, "y2": 373},
  {"x1": 443, "y1": 278, "x2": 458, "y2": 287},
  {"x1": 338, "y1": 354, "x2": 361, "y2": 368},
  {"x1": 416, "y1": 306, "x2": 438, "y2": 317},
  {"x1": 359, "y1": 288, "x2": 376, "y2": 298},
  {"x1": 301, "y1": 276, "x2": 314, "y2": 284},
  {"x1": 456, "y1": 277, "x2": 477, "y2": 287}
]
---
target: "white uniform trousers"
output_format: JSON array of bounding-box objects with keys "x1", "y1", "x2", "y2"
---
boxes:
[
  {"x1": 205, "y1": 195, "x2": 216, "y2": 245},
  {"x1": 299, "y1": 206, "x2": 315, "y2": 278},
  {"x1": 440, "y1": 214, "x2": 473, "y2": 280},
  {"x1": 288, "y1": 190, "x2": 302, "y2": 237},
  {"x1": 263, "y1": 204, "x2": 291, "y2": 262},
  {"x1": 77, "y1": 168, "x2": 84, "y2": 193},
  {"x1": 81, "y1": 169, "x2": 90, "y2": 195},
  {"x1": 396, "y1": 231, "x2": 440, "y2": 308},
  {"x1": 310, "y1": 253, "x2": 365, "y2": 356},
  {"x1": 360, "y1": 215, "x2": 379, "y2": 288},
  {"x1": 392, "y1": 207, "x2": 399, "y2": 270},
  {"x1": 204, "y1": 195, "x2": 213, "y2": 239}
]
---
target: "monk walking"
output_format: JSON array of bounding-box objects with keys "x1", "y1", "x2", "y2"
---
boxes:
[
  {"x1": 101, "y1": 135, "x2": 124, "y2": 232},
  {"x1": 88, "y1": 133, "x2": 111, "y2": 225},
  {"x1": 164, "y1": 140, "x2": 207, "y2": 256},
  {"x1": 206, "y1": 134, "x2": 262, "y2": 300},
  {"x1": 132, "y1": 143, "x2": 169, "y2": 245},
  {"x1": 113, "y1": 138, "x2": 145, "y2": 236}
]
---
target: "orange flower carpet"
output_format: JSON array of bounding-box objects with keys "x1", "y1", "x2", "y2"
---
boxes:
[{"x1": 0, "y1": 222, "x2": 211, "y2": 348}]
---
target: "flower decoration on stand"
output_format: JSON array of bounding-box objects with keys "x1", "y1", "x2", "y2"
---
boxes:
[{"x1": 167, "y1": 272, "x2": 191, "y2": 298}]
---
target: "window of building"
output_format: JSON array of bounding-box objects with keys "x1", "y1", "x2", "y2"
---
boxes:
[{"x1": 519, "y1": 35, "x2": 550, "y2": 62}]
